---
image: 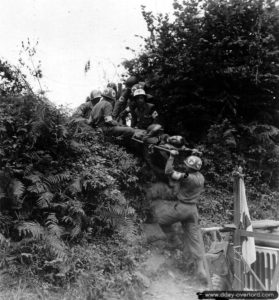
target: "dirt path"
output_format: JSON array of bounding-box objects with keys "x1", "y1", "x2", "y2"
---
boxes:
[{"x1": 138, "y1": 245, "x2": 206, "y2": 300}]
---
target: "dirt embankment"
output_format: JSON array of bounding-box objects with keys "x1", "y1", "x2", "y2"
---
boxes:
[{"x1": 138, "y1": 224, "x2": 207, "y2": 300}]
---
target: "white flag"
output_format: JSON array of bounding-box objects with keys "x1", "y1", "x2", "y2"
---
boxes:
[{"x1": 239, "y1": 177, "x2": 256, "y2": 271}]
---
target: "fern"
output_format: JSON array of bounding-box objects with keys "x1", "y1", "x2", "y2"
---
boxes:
[
  {"x1": 27, "y1": 181, "x2": 49, "y2": 194},
  {"x1": 62, "y1": 215, "x2": 74, "y2": 225},
  {"x1": 45, "y1": 173, "x2": 70, "y2": 184},
  {"x1": 45, "y1": 235, "x2": 67, "y2": 260},
  {"x1": 70, "y1": 223, "x2": 82, "y2": 238},
  {"x1": 18, "y1": 221, "x2": 44, "y2": 239},
  {"x1": 45, "y1": 213, "x2": 64, "y2": 238},
  {"x1": 69, "y1": 177, "x2": 82, "y2": 194},
  {"x1": 100, "y1": 205, "x2": 137, "y2": 241},
  {"x1": 46, "y1": 212, "x2": 58, "y2": 224},
  {"x1": 62, "y1": 201, "x2": 85, "y2": 239},
  {"x1": 117, "y1": 218, "x2": 138, "y2": 241},
  {"x1": 17, "y1": 219, "x2": 67, "y2": 260},
  {"x1": 62, "y1": 214, "x2": 81, "y2": 239},
  {"x1": 99, "y1": 204, "x2": 134, "y2": 225},
  {"x1": 50, "y1": 202, "x2": 67, "y2": 210},
  {"x1": 126, "y1": 206, "x2": 136, "y2": 216},
  {"x1": 43, "y1": 173, "x2": 70, "y2": 192},
  {"x1": 10, "y1": 179, "x2": 25, "y2": 199},
  {"x1": 37, "y1": 191, "x2": 54, "y2": 208},
  {"x1": 24, "y1": 173, "x2": 41, "y2": 183},
  {"x1": 67, "y1": 201, "x2": 85, "y2": 216}
]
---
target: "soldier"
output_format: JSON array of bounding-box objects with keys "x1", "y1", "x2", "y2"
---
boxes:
[
  {"x1": 112, "y1": 89, "x2": 132, "y2": 124},
  {"x1": 132, "y1": 89, "x2": 158, "y2": 129},
  {"x1": 112, "y1": 76, "x2": 138, "y2": 122},
  {"x1": 72, "y1": 90, "x2": 101, "y2": 119},
  {"x1": 143, "y1": 132, "x2": 196, "y2": 182},
  {"x1": 152, "y1": 152, "x2": 207, "y2": 284},
  {"x1": 88, "y1": 87, "x2": 135, "y2": 139},
  {"x1": 107, "y1": 82, "x2": 118, "y2": 94},
  {"x1": 112, "y1": 79, "x2": 151, "y2": 125}
]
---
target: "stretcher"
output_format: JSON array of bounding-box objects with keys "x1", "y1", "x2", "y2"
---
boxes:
[{"x1": 131, "y1": 136, "x2": 202, "y2": 155}]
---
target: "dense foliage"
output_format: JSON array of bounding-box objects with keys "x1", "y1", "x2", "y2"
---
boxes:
[
  {"x1": 0, "y1": 89, "x2": 145, "y2": 297},
  {"x1": 123, "y1": 0, "x2": 279, "y2": 217},
  {"x1": 125, "y1": 0, "x2": 279, "y2": 134}
]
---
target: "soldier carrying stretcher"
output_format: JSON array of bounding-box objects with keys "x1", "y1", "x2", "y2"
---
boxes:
[{"x1": 152, "y1": 150, "x2": 208, "y2": 284}]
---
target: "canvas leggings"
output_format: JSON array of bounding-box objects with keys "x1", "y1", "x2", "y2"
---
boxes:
[{"x1": 152, "y1": 200, "x2": 203, "y2": 260}]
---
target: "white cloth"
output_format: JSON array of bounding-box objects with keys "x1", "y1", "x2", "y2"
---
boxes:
[{"x1": 239, "y1": 177, "x2": 256, "y2": 271}]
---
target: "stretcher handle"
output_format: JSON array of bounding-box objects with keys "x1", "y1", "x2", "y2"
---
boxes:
[{"x1": 131, "y1": 137, "x2": 202, "y2": 155}]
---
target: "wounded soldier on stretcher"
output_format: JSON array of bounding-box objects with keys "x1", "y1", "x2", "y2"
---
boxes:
[{"x1": 132, "y1": 124, "x2": 201, "y2": 182}]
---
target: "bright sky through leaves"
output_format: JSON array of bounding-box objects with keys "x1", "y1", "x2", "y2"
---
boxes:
[{"x1": 0, "y1": 0, "x2": 173, "y2": 108}]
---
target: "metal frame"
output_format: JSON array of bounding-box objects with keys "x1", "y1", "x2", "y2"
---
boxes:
[{"x1": 233, "y1": 169, "x2": 279, "y2": 291}]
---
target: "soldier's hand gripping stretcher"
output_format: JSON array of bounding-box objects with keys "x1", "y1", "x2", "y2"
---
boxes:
[{"x1": 146, "y1": 143, "x2": 202, "y2": 156}]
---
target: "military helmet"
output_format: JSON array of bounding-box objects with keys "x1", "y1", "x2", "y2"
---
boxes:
[
  {"x1": 101, "y1": 87, "x2": 117, "y2": 101},
  {"x1": 131, "y1": 83, "x2": 145, "y2": 95},
  {"x1": 184, "y1": 156, "x2": 202, "y2": 171},
  {"x1": 146, "y1": 124, "x2": 164, "y2": 137},
  {"x1": 90, "y1": 89, "x2": 102, "y2": 100},
  {"x1": 107, "y1": 82, "x2": 117, "y2": 93},
  {"x1": 133, "y1": 88, "x2": 146, "y2": 98},
  {"x1": 125, "y1": 76, "x2": 138, "y2": 88}
]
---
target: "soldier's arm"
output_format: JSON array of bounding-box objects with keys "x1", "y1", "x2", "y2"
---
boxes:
[
  {"x1": 118, "y1": 105, "x2": 129, "y2": 120},
  {"x1": 104, "y1": 102, "x2": 118, "y2": 126},
  {"x1": 112, "y1": 96, "x2": 126, "y2": 119},
  {"x1": 165, "y1": 151, "x2": 188, "y2": 180}
]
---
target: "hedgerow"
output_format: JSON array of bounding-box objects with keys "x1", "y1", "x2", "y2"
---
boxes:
[
  {"x1": 123, "y1": 0, "x2": 279, "y2": 221},
  {"x1": 0, "y1": 92, "x2": 145, "y2": 297}
]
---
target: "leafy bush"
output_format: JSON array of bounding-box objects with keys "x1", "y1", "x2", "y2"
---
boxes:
[
  {"x1": 123, "y1": 0, "x2": 279, "y2": 222},
  {"x1": 199, "y1": 119, "x2": 279, "y2": 220},
  {"x1": 124, "y1": 0, "x2": 279, "y2": 136},
  {"x1": 0, "y1": 237, "x2": 145, "y2": 299},
  {"x1": 0, "y1": 92, "x2": 145, "y2": 296}
]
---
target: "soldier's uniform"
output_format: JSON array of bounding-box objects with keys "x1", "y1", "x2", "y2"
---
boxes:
[
  {"x1": 152, "y1": 154, "x2": 207, "y2": 282},
  {"x1": 131, "y1": 89, "x2": 158, "y2": 129},
  {"x1": 73, "y1": 101, "x2": 94, "y2": 119},
  {"x1": 88, "y1": 88, "x2": 135, "y2": 139},
  {"x1": 72, "y1": 90, "x2": 101, "y2": 119}
]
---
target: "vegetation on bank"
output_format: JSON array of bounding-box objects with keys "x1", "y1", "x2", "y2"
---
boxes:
[
  {"x1": 1, "y1": 0, "x2": 279, "y2": 298},
  {"x1": 0, "y1": 89, "x2": 146, "y2": 298}
]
